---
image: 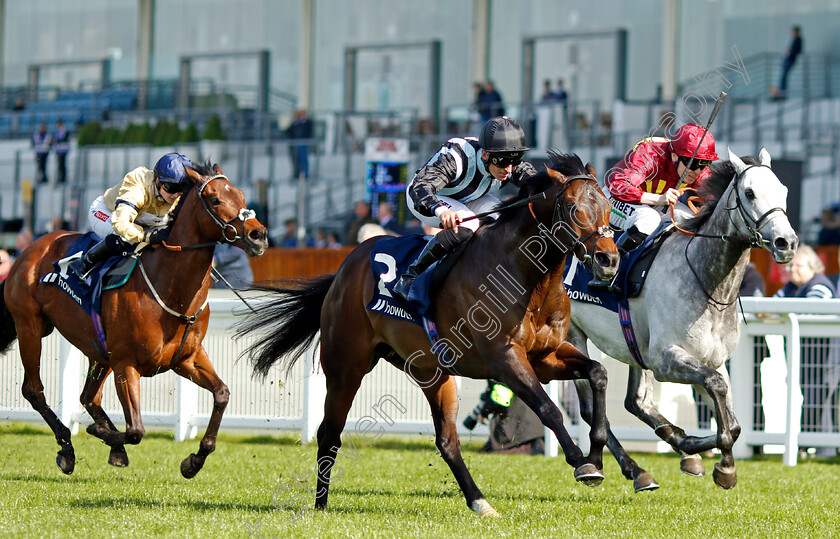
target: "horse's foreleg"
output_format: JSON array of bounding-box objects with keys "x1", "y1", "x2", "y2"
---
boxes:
[
  {"x1": 498, "y1": 349, "x2": 602, "y2": 485},
  {"x1": 173, "y1": 349, "x2": 229, "y2": 479},
  {"x1": 18, "y1": 332, "x2": 75, "y2": 474},
  {"x1": 80, "y1": 361, "x2": 128, "y2": 467},
  {"x1": 573, "y1": 378, "x2": 659, "y2": 492},
  {"x1": 105, "y1": 365, "x2": 146, "y2": 449},
  {"x1": 533, "y1": 341, "x2": 609, "y2": 474},
  {"x1": 421, "y1": 374, "x2": 495, "y2": 517}
]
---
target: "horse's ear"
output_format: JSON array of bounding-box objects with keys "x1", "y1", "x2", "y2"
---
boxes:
[
  {"x1": 758, "y1": 147, "x2": 772, "y2": 167},
  {"x1": 544, "y1": 165, "x2": 565, "y2": 183},
  {"x1": 585, "y1": 162, "x2": 597, "y2": 178},
  {"x1": 727, "y1": 146, "x2": 747, "y2": 175},
  {"x1": 213, "y1": 164, "x2": 223, "y2": 175},
  {"x1": 184, "y1": 166, "x2": 202, "y2": 183}
]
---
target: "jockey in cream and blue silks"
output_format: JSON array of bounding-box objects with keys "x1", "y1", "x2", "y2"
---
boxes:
[
  {"x1": 392, "y1": 116, "x2": 537, "y2": 301},
  {"x1": 604, "y1": 123, "x2": 718, "y2": 255},
  {"x1": 69, "y1": 152, "x2": 194, "y2": 281}
]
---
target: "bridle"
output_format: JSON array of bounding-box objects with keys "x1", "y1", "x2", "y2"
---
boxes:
[
  {"x1": 679, "y1": 164, "x2": 788, "y2": 309},
  {"x1": 163, "y1": 174, "x2": 258, "y2": 251},
  {"x1": 531, "y1": 174, "x2": 614, "y2": 269},
  {"x1": 672, "y1": 164, "x2": 788, "y2": 249}
]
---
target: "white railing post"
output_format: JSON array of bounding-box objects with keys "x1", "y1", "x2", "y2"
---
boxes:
[
  {"x1": 730, "y1": 330, "x2": 754, "y2": 459},
  {"x1": 302, "y1": 342, "x2": 326, "y2": 443},
  {"x1": 783, "y1": 314, "x2": 802, "y2": 466},
  {"x1": 175, "y1": 375, "x2": 199, "y2": 442},
  {"x1": 58, "y1": 337, "x2": 82, "y2": 434},
  {"x1": 544, "y1": 380, "x2": 560, "y2": 458}
]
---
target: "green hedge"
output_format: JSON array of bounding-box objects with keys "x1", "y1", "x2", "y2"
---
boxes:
[{"x1": 76, "y1": 117, "x2": 223, "y2": 146}]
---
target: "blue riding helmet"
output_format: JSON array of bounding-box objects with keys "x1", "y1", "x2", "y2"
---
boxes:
[{"x1": 154, "y1": 153, "x2": 193, "y2": 186}]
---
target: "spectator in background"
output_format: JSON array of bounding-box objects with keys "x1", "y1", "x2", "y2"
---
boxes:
[
  {"x1": 53, "y1": 120, "x2": 71, "y2": 184},
  {"x1": 326, "y1": 232, "x2": 343, "y2": 249},
  {"x1": 0, "y1": 249, "x2": 11, "y2": 283},
  {"x1": 775, "y1": 245, "x2": 835, "y2": 454},
  {"x1": 554, "y1": 79, "x2": 569, "y2": 104},
  {"x1": 285, "y1": 109, "x2": 313, "y2": 180},
  {"x1": 479, "y1": 81, "x2": 505, "y2": 122},
  {"x1": 14, "y1": 227, "x2": 33, "y2": 257},
  {"x1": 212, "y1": 243, "x2": 254, "y2": 289},
  {"x1": 12, "y1": 97, "x2": 25, "y2": 111},
  {"x1": 378, "y1": 202, "x2": 408, "y2": 236},
  {"x1": 817, "y1": 204, "x2": 840, "y2": 245},
  {"x1": 279, "y1": 218, "x2": 300, "y2": 248},
  {"x1": 473, "y1": 82, "x2": 489, "y2": 122},
  {"x1": 32, "y1": 123, "x2": 52, "y2": 184},
  {"x1": 345, "y1": 201, "x2": 376, "y2": 246},
  {"x1": 540, "y1": 80, "x2": 556, "y2": 103},
  {"x1": 775, "y1": 26, "x2": 803, "y2": 99}
]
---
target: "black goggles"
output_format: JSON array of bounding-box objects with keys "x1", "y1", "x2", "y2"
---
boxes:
[
  {"x1": 159, "y1": 180, "x2": 185, "y2": 194},
  {"x1": 679, "y1": 156, "x2": 712, "y2": 171},
  {"x1": 488, "y1": 153, "x2": 524, "y2": 168}
]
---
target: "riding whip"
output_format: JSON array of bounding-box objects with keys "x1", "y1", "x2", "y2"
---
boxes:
[
  {"x1": 677, "y1": 91, "x2": 727, "y2": 185},
  {"x1": 459, "y1": 191, "x2": 548, "y2": 223}
]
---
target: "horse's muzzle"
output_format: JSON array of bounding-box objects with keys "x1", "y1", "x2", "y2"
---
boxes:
[
  {"x1": 770, "y1": 233, "x2": 798, "y2": 264},
  {"x1": 245, "y1": 227, "x2": 269, "y2": 256},
  {"x1": 592, "y1": 249, "x2": 620, "y2": 282}
]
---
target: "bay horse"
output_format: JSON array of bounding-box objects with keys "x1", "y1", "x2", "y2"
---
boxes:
[
  {"x1": 237, "y1": 153, "x2": 620, "y2": 516},
  {"x1": 0, "y1": 160, "x2": 268, "y2": 477},
  {"x1": 567, "y1": 148, "x2": 797, "y2": 491}
]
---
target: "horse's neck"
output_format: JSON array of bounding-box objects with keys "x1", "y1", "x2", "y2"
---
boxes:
[
  {"x1": 687, "y1": 187, "x2": 751, "y2": 300},
  {"x1": 142, "y1": 201, "x2": 214, "y2": 311},
  {"x1": 476, "y1": 214, "x2": 568, "y2": 303}
]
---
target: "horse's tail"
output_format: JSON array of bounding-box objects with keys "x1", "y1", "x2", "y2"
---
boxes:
[
  {"x1": 236, "y1": 274, "x2": 335, "y2": 379},
  {"x1": 0, "y1": 281, "x2": 18, "y2": 353}
]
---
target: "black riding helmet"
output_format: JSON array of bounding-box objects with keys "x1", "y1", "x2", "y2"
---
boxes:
[{"x1": 478, "y1": 116, "x2": 529, "y2": 168}]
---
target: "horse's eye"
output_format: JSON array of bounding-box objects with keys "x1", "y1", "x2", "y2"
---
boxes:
[
  {"x1": 745, "y1": 188, "x2": 755, "y2": 200},
  {"x1": 210, "y1": 197, "x2": 221, "y2": 206}
]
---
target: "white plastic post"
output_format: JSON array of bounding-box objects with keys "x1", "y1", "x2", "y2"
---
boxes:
[
  {"x1": 544, "y1": 380, "x2": 560, "y2": 458},
  {"x1": 302, "y1": 342, "x2": 326, "y2": 443},
  {"x1": 783, "y1": 314, "x2": 802, "y2": 466},
  {"x1": 175, "y1": 374, "x2": 199, "y2": 442},
  {"x1": 730, "y1": 333, "x2": 754, "y2": 459},
  {"x1": 58, "y1": 337, "x2": 82, "y2": 435}
]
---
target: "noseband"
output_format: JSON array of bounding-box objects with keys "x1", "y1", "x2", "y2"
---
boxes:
[{"x1": 537, "y1": 174, "x2": 614, "y2": 269}]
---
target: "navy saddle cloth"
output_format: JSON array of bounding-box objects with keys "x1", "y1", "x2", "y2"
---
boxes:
[
  {"x1": 563, "y1": 222, "x2": 674, "y2": 312},
  {"x1": 367, "y1": 234, "x2": 464, "y2": 324},
  {"x1": 40, "y1": 232, "x2": 137, "y2": 316}
]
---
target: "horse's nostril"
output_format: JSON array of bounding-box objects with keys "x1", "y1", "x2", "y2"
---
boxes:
[
  {"x1": 594, "y1": 252, "x2": 613, "y2": 268},
  {"x1": 774, "y1": 237, "x2": 789, "y2": 251},
  {"x1": 249, "y1": 228, "x2": 267, "y2": 242}
]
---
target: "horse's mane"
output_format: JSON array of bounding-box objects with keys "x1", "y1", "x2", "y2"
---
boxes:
[
  {"x1": 485, "y1": 151, "x2": 589, "y2": 228},
  {"x1": 681, "y1": 155, "x2": 761, "y2": 229},
  {"x1": 188, "y1": 158, "x2": 216, "y2": 178}
]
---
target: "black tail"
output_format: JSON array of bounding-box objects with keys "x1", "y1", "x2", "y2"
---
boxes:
[
  {"x1": 0, "y1": 281, "x2": 18, "y2": 353},
  {"x1": 235, "y1": 274, "x2": 335, "y2": 378}
]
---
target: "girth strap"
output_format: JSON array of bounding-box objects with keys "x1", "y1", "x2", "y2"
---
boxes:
[{"x1": 617, "y1": 299, "x2": 648, "y2": 370}]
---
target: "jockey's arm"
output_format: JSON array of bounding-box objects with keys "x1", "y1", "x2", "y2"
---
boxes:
[
  {"x1": 408, "y1": 151, "x2": 459, "y2": 217},
  {"x1": 110, "y1": 203, "x2": 146, "y2": 243}
]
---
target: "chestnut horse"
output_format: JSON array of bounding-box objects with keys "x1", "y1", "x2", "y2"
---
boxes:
[
  {"x1": 0, "y1": 161, "x2": 268, "y2": 477},
  {"x1": 238, "y1": 153, "x2": 619, "y2": 516}
]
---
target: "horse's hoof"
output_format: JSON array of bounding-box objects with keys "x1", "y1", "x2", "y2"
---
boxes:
[
  {"x1": 56, "y1": 449, "x2": 75, "y2": 475},
  {"x1": 633, "y1": 472, "x2": 660, "y2": 492},
  {"x1": 574, "y1": 463, "x2": 604, "y2": 487},
  {"x1": 470, "y1": 499, "x2": 500, "y2": 517},
  {"x1": 180, "y1": 454, "x2": 202, "y2": 479},
  {"x1": 108, "y1": 448, "x2": 129, "y2": 467},
  {"x1": 680, "y1": 455, "x2": 704, "y2": 477},
  {"x1": 712, "y1": 463, "x2": 737, "y2": 489}
]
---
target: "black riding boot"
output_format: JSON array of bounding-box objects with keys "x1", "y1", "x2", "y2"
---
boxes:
[
  {"x1": 68, "y1": 234, "x2": 127, "y2": 281},
  {"x1": 615, "y1": 227, "x2": 649, "y2": 256},
  {"x1": 392, "y1": 228, "x2": 472, "y2": 302}
]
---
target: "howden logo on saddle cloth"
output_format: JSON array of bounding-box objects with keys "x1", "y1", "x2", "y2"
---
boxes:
[
  {"x1": 40, "y1": 232, "x2": 140, "y2": 354},
  {"x1": 563, "y1": 221, "x2": 675, "y2": 310},
  {"x1": 367, "y1": 235, "x2": 467, "y2": 372}
]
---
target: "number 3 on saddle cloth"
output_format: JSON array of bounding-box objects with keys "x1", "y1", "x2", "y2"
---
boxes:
[
  {"x1": 40, "y1": 232, "x2": 138, "y2": 354},
  {"x1": 367, "y1": 235, "x2": 468, "y2": 373},
  {"x1": 562, "y1": 222, "x2": 675, "y2": 369}
]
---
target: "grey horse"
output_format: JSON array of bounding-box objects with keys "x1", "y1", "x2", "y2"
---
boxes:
[{"x1": 567, "y1": 148, "x2": 798, "y2": 491}]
